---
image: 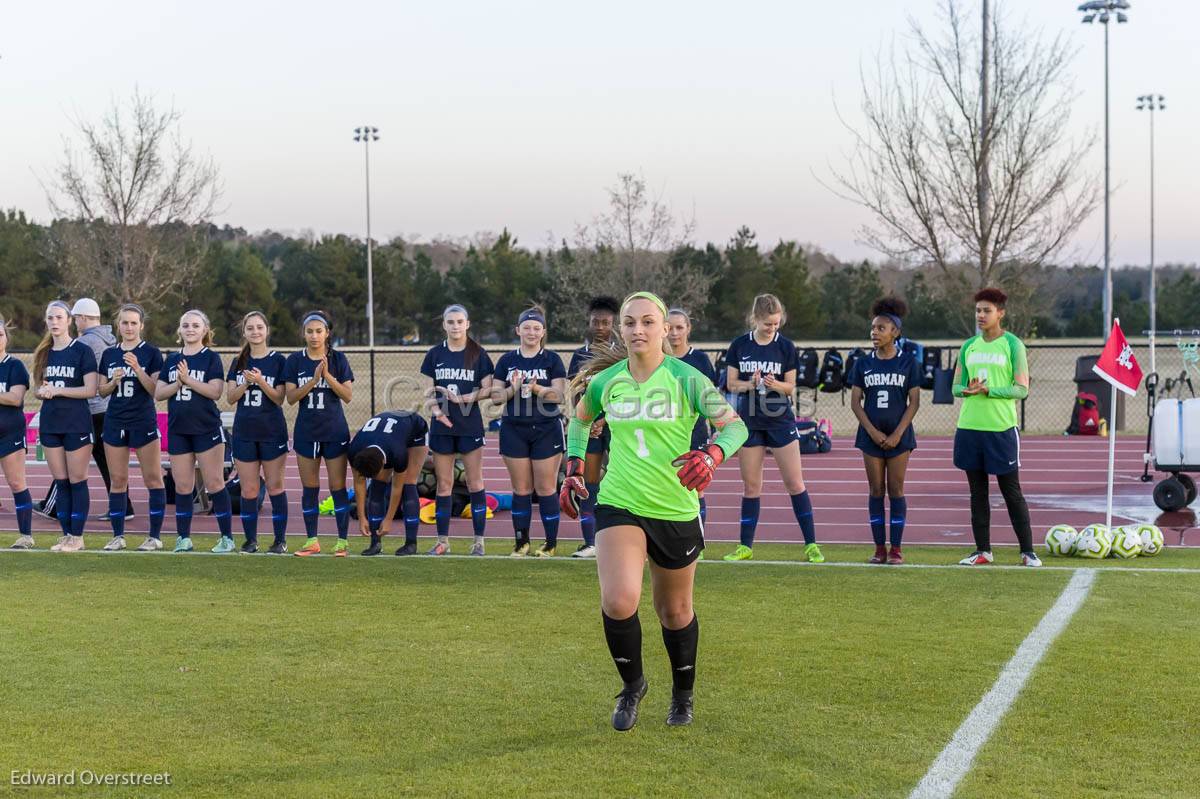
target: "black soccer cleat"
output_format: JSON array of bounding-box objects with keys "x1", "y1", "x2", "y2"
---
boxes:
[
  {"x1": 267, "y1": 540, "x2": 288, "y2": 554},
  {"x1": 394, "y1": 542, "x2": 418, "y2": 556},
  {"x1": 361, "y1": 542, "x2": 383, "y2": 556},
  {"x1": 240, "y1": 540, "x2": 259, "y2": 554},
  {"x1": 666, "y1": 690, "x2": 693, "y2": 727},
  {"x1": 611, "y1": 677, "x2": 648, "y2": 732}
]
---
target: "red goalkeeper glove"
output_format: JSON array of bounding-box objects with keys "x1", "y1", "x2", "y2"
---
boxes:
[
  {"x1": 559, "y1": 457, "x2": 589, "y2": 519},
  {"x1": 671, "y1": 444, "x2": 724, "y2": 492}
]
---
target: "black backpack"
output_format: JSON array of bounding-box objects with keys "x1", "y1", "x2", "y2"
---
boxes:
[
  {"x1": 920, "y1": 346, "x2": 942, "y2": 390},
  {"x1": 843, "y1": 347, "x2": 867, "y2": 387},
  {"x1": 818, "y1": 348, "x2": 845, "y2": 393},
  {"x1": 796, "y1": 347, "x2": 820, "y2": 388}
]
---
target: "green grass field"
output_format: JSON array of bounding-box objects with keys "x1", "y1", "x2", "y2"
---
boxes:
[{"x1": 1, "y1": 535, "x2": 1197, "y2": 798}]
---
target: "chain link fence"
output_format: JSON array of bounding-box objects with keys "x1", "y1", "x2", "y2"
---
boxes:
[{"x1": 13, "y1": 337, "x2": 1198, "y2": 437}]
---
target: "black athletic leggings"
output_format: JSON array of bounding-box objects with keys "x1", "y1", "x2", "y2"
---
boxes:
[{"x1": 966, "y1": 469, "x2": 1033, "y2": 553}]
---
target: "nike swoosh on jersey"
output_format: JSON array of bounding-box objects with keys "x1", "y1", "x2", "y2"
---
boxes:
[{"x1": 686, "y1": 546, "x2": 697, "y2": 555}]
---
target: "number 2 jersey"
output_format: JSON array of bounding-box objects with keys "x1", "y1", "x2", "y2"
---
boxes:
[
  {"x1": 283, "y1": 348, "x2": 355, "y2": 443},
  {"x1": 161, "y1": 348, "x2": 224, "y2": 436},
  {"x1": 848, "y1": 350, "x2": 923, "y2": 446},
  {"x1": 39, "y1": 341, "x2": 98, "y2": 435},
  {"x1": 582, "y1": 357, "x2": 740, "y2": 521},
  {"x1": 227, "y1": 351, "x2": 288, "y2": 443},
  {"x1": 348, "y1": 411, "x2": 429, "y2": 474},
  {"x1": 99, "y1": 341, "x2": 164, "y2": 432}
]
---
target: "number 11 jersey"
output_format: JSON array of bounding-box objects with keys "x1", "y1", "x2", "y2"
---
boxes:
[{"x1": 283, "y1": 348, "x2": 354, "y2": 443}]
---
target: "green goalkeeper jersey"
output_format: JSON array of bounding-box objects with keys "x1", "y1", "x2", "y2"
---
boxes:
[
  {"x1": 955, "y1": 331, "x2": 1028, "y2": 432},
  {"x1": 582, "y1": 356, "x2": 740, "y2": 521}
]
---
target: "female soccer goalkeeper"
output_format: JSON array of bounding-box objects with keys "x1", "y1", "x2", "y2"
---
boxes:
[{"x1": 560, "y1": 291, "x2": 748, "y2": 731}]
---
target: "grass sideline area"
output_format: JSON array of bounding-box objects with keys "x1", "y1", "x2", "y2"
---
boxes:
[{"x1": 1, "y1": 535, "x2": 1197, "y2": 798}]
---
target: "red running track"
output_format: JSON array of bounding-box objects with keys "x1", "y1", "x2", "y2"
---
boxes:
[{"x1": 4, "y1": 436, "x2": 1197, "y2": 548}]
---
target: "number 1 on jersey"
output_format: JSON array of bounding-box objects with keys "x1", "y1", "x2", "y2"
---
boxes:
[{"x1": 634, "y1": 428, "x2": 650, "y2": 458}]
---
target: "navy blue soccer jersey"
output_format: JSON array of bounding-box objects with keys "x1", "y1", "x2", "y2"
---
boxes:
[
  {"x1": 349, "y1": 411, "x2": 429, "y2": 473},
  {"x1": 161, "y1": 348, "x2": 224, "y2": 436},
  {"x1": 227, "y1": 351, "x2": 288, "y2": 442},
  {"x1": 725, "y1": 332, "x2": 798, "y2": 430},
  {"x1": 567, "y1": 342, "x2": 619, "y2": 379},
  {"x1": 39, "y1": 340, "x2": 98, "y2": 435},
  {"x1": 0, "y1": 355, "x2": 31, "y2": 440},
  {"x1": 494, "y1": 348, "x2": 566, "y2": 424},
  {"x1": 283, "y1": 348, "x2": 355, "y2": 442},
  {"x1": 420, "y1": 342, "x2": 494, "y2": 436},
  {"x1": 849, "y1": 351, "x2": 924, "y2": 434},
  {"x1": 678, "y1": 347, "x2": 717, "y2": 386},
  {"x1": 100, "y1": 342, "x2": 163, "y2": 428}
]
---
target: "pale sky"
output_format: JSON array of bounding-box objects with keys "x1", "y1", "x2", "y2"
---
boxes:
[{"x1": 1, "y1": 0, "x2": 1196, "y2": 266}]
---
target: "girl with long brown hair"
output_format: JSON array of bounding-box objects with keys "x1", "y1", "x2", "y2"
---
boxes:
[
  {"x1": 35, "y1": 300, "x2": 99, "y2": 551},
  {"x1": 226, "y1": 311, "x2": 290, "y2": 553},
  {"x1": 97, "y1": 303, "x2": 167, "y2": 550}
]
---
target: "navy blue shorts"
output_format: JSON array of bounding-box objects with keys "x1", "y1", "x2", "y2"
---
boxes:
[
  {"x1": 690, "y1": 420, "x2": 711, "y2": 451},
  {"x1": 293, "y1": 436, "x2": 350, "y2": 460},
  {"x1": 743, "y1": 426, "x2": 799, "y2": 450},
  {"x1": 953, "y1": 427, "x2": 1021, "y2": 475},
  {"x1": 855, "y1": 426, "x2": 916, "y2": 459},
  {"x1": 102, "y1": 423, "x2": 160, "y2": 449},
  {"x1": 499, "y1": 420, "x2": 564, "y2": 460},
  {"x1": 232, "y1": 438, "x2": 289, "y2": 463},
  {"x1": 168, "y1": 429, "x2": 225, "y2": 456},
  {"x1": 0, "y1": 435, "x2": 26, "y2": 458},
  {"x1": 586, "y1": 422, "x2": 611, "y2": 455},
  {"x1": 428, "y1": 431, "x2": 484, "y2": 455},
  {"x1": 41, "y1": 430, "x2": 94, "y2": 452}
]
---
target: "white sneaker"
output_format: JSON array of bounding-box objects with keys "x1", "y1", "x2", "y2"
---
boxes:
[
  {"x1": 136, "y1": 537, "x2": 164, "y2": 552},
  {"x1": 571, "y1": 544, "x2": 597, "y2": 559},
  {"x1": 11, "y1": 535, "x2": 36, "y2": 550},
  {"x1": 958, "y1": 550, "x2": 994, "y2": 566},
  {"x1": 50, "y1": 535, "x2": 69, "y2": 552},
  {"x1": 103, "y1": 537, "x2": 127, "y2": 551},
  {"x1": 1021, "y1": 551, "x2": 1042, "y2": 567},
  {"x1": 60, "y1": 535, "x2": 85, "y2": 552},
  {"x1": 468, "y1": 541, "x2": 485, "y2": 556}
]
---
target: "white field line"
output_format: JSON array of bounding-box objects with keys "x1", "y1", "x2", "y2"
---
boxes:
[
  {"x1": 909, "y1": 569, "x2": 1098, "y2": 799},
  {"x1": 2, "y1": 548, "x2": 1198, "y2": 573}
]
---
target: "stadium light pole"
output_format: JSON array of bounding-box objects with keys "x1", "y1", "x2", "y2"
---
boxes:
[
  {"x1": 353, "y1": 126, "x2": 380, "y2": 349},
  {"x1": 1136, "y1": 93, "x2": 1165, "y2": 375},
  {"x1": 1078, "y1": 1, "x2": 1129, "y2": 336}
]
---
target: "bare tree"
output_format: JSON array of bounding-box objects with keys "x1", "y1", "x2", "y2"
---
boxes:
[
  {"x1": 829, "y1": 0, "x2": 1099, "y2": 307},
  {"x1": 47, "y1": 90, "x2": 221, "y2": 305},
  {"x1": 551, "y1": 173, "x2": 711, "y2": 314}
]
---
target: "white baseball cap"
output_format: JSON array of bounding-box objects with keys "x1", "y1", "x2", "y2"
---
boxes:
[{"x1": 70, "y1": 298, "x2": 101, "y2": 317}]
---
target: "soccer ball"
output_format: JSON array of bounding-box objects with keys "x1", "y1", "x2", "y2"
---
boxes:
[
  {"x1": 1043, "y1": 525, "x2": 1078, "y2": 557},
  {"x1": 1109, "y1": 526, "x2": 1143, "y2": 559},
  {"x1": 1075, "y1": 524, "x2": 1112, "y2": 559},
  {"x1": 1133, "y1": 524, "x2": 1165, "y2": 556}
]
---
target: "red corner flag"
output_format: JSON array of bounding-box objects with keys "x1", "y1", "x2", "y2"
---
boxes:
[{"x1": 1093, "y1": 320, "x2": 1143, "y2": 396}]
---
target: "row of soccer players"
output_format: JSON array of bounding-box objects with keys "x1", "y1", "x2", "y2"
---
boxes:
[
  {"x1": 0, "y1": 294, "x2": 809, "y2": 557},
  {"x1": 0, "y1": 287, "x2": 1033, "y2": 565}
]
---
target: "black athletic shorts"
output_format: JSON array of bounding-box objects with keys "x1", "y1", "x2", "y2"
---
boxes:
[{"x1": 595, "y1": 504, "x2": 704, "y2": 570}]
